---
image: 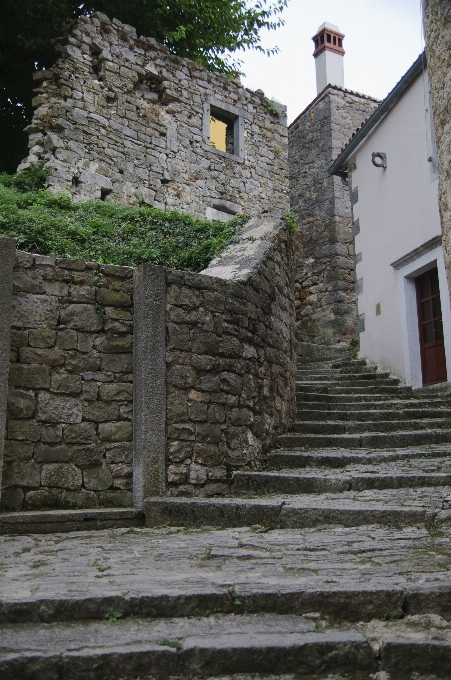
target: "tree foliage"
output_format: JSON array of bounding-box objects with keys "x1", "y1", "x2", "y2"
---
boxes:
[{"x1": 0, "y1": 0, "x2": 287, "y2": 173}]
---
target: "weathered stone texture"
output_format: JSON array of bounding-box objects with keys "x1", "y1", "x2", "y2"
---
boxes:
[
  {"x1": 19, "y1": 13, "x2": 288, "y2": 219},
  {"x1": 288, "y1": 87, "x2": 379, "y2": 345},
  {"x1": 423, "y1": 0, "x2": 451, "y2": 292},
  {"x1": 2, "y1": 251, "x2": 133, "y2": 511},
  {"x1": 164, "y1": 216, "x2": 296, "y2": 497}
]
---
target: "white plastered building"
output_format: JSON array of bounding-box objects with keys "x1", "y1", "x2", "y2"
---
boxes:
[{"x1": 329, "y1": 53, "x2": 450, "y2": 388}]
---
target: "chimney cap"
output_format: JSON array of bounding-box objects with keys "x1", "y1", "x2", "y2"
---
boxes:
[{"x1": 312, "y1": 22, "x2": 345, "y2": 58}]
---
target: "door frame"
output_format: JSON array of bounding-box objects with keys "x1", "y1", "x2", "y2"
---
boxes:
[{"x1": 398, "y1": 244, "x2": 451, "y2": 388}]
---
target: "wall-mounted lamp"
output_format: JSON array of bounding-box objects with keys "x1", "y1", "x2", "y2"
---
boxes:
[{"x1": 372, "y1": 152, "x2": 387, "y2": 169}]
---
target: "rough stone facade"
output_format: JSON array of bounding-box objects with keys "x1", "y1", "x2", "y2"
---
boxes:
[
  {"x1": 2, "y1": 250, "x2": 134, "y2": 512},
  {"x1": 423, "y1": 0, "x2": 451, "y2": 292},
  {"x1": 288, "y1": 86, "x2": 379, "y2": 345},
  {"x1": 20, "y1": 12, "x2": 288, "y2": 219}
]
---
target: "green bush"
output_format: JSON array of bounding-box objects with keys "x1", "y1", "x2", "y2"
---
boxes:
[{"x1": 0, "y1": 170, "x2": 248, "y2": 271}]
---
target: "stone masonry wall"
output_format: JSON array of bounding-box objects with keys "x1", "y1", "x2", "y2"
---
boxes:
[
  {"x1": 20, "y1": 12, "x2": 288, "y2": 219},
  {"x1": 289, "y1": 86, "x2": 379, "y2": 345},
  {"x1": 423, "y1": 0, "x2": 451, "y2": 293},
  {"x1": 2, "y1": 250, "x2": 133, "y2": 512},
  {"x1": 164, "y1": 216, "x2": 295, "y2": 496}
]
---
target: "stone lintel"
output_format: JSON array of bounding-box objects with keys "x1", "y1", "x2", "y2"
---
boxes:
[
  {"x1": 0, "y1": 236, "x2": 17, "y2": 504},
  {"x1": 133, "y1": 265, "x2": 166, "y2": 506}
]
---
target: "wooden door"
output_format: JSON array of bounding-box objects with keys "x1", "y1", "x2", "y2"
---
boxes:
[{"x1": 416, "y1": 267, "x2": 447, "y2": 386}]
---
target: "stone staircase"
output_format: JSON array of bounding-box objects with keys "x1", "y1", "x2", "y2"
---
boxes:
[{"x1": 2, "y1": 347, "x2": 451, "y2": 679}]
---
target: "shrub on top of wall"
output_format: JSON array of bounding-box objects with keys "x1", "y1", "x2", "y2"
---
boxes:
[{"x1": 0, "y1": 169, "x2": 248, "y2": 272}]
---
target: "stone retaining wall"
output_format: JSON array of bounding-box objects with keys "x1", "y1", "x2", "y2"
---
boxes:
[
  {"x1": 20, "y1": 12, "x2": 288, "y2": 219},
  {"x1": 1, "y1": 213, "x2": 295, "y2": 510},
  {"x1": 133, "y1": 213, "x2": 296, "y2": 503},
  {"x1": 2, "y1": 247, "x2": 134, "y2": 512},
  {"x1": 289, "y1": 86, "x2": 379, "y2": 345}
]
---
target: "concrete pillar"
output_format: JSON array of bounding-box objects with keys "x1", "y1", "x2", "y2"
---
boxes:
[
  {"x1": 133, "y1": 264, "x2": 166, "y2": 507},
  {"x1": 0, "y1": 237, "x2": 16, "y2": 504}
]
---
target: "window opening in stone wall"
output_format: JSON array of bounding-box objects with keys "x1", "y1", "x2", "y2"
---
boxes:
[
  {"x1": 320, "y1": 34, "x2": 324, "y2": 44},
  {"x1": 327, "y1": 33, "x2": 331, "y2": 43},
  {"x1": 209, "y1": 106, "x2": 237, "y2": 155},
  {"x1": 333, "y1": 36, "x2": 336, "y2": 45},
  {"x1": 338, "y1": 38, "x2": 343, "y2": 47}
]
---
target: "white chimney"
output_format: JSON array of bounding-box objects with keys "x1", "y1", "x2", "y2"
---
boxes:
[{"x1": 312, "y1": 22, "x2": 345, "y2": 94}]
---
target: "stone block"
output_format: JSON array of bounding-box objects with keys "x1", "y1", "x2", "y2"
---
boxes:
[
  {"x1": 98, "y1": 490, "x2": 133, "y2": 507},
  {"x1": 11, "y1": 294, "x2": 59, "y2": 329},
  {"x1": 208, "y1": 404, "x2": 226, "y2": 423},
  {"x1": 60, "y1": 490, "x2": 98, "y2": 509},
  {"x1": 10, "y1": 330, "x2": 28, "y2": 348},
  {"x1": 230, "y1": 407, "x2": 254, "y2": 426},
  {"x1": 71, "y1": 445, "x2": 104, "y2": 467},
  {"x1": 167, "y1": 365, "x2": 196, "y2": 389},
  {"x1": 82, "y1": 381, "x2": 99, "y2": 400},
  {"x1": 8, "y1": 363, "x2": 50, "y2": 389},
  {"x1": 36, "y1": 392, "x2": 82, "y2": 423},
  {"x1": 1, "y1": 487, "x2": 24, "y2": 512},
  {"x1": 83, "y1": 466, "x2": 113, "y2": 490},
  {"x1": 19, "y1": 347, "x2": 64, "y2": 366},
  {"x1": 7, "y1": 419, "x2": 41, "y2": 441},
  {"x1": 69, "y1": 285, "x2": 94, "y2": 302},
  {"x1": 25, "y1": 488, "x2": 61, "y2": 510},
  {"x1": 65, "y1": 352, "x2": 101, "y2": 372},
  {"x1": 51, "y1": 371, "x2": 82, "y2": 394},
  {"x1": 98, "y1": 383, "x2": 133, "y2": 400},
  {"x1": 96, "y1": 288, "x2": 131, "y2": 307},
  {"x1": 34, "y1": 443, "x2": 72, "y2": 463},
  {"x1": 28, "y1": 329, "x2": 56, "y2": 348},
  {"x1": 2, "y1": 461, "x2": 41, "y2": 487},
  {"x1": 82, "y1": 401, "x2": 119, "y2": 422},
  {"x1": 105, "y1": 443, "x2": 133, "y2": 464},
  {"x1": 192, "y1": 443, "x2": 223, "y2": 466},
  {"x1": 189, "y1": 463, "x2": 208, "y2": 485},
  {"x1": 3, "y1": 440, "x2": 33, "y2": 463},
  {"x1": 64, "y1": 422, "x2": 97, "y2": 443},
  {"x1": 7, "y1": 389, "x2": 35, "y2": 418},
  {"x1": 93, "y1": 335, "x2": 133, "y2": 353},
  {"x1": 56, "y1": 329, "x2": 78, "y2": 349},
  {"x1": 167, "y1": 423, "x2": 195, "y2": 441},
  {"x1": 188, "y1": 402, "x2": 208, "y2": 421},
  {"x1": 98, "y1": 421, "x2": 133, "y2": 442},
  {"x1": 167, "y1": 464, "x2": 189, "y2": 484},
  {"x1": 41, "y1": 424, "x2": 63, "y2": 443},
  {"x1": 218, "y1": 372, "x2": 243, "y2": 395},
  {"x1": 77, "y1": 333, "x2": 95, "y2": 353},
  {"x1": 60, "y1": 304, "x2": 103, "y2": 331},
  {"x1": 195, "y1": 422, "x2": 222, "y2": 444},
  {"x1": 41, "y1": 463, "x2": 82, "y2": 489},
  {"x1": 100, "y1": 353, "x2": 133, "y2": 373},
  {"x1": 167, "y1": 440, "x2": 193, "y2": 463}
]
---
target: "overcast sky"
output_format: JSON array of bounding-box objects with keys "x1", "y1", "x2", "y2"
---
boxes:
[{"x1": 238, "y1": 0, "x2": 424, "y2": 123}]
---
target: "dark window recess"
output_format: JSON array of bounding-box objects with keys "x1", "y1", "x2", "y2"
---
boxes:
[
  {"x1": 320, "y1": 34, "x2": 325, "y2": 44},
  {"x1": 314, "y1": 39, "x2": 319, "y2": 49},
  {"x1": 210, "y1": 105, "x2": 237, "y2": 155},
  {"x1": 416, "y1": 267, "x2": 447, "y2": 385},
  {"x1": 326, "y1": 33, "x2": 331, "y2": 43},
  {"x1": 338, "y1": 38, "x2": 343, "y2": 47},
  {"x1": 333, "y1": 36, "x2": 337, "y2": 45}
]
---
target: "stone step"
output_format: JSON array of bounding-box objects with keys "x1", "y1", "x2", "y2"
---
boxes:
[
  {"x1": 296, "y1": 371, "x2": 389, "y2": 382},
  {"x1": 296, "y1": 392, "x2": 447, "y2": 404},
  {"x1": 233, "y1": 460, "x2": 451, "y2": 494},
  {"x1": 296, "y1": 379, "x2": 402, "y2": 390},
  {"x1": 0, "y1": 614, "x2": 376, "y2": 680},
  {"x1": 278, "y1": 429, "x2": 451, "y2": 449},
  {"x1": 144, "y1": 486, "x2": 446, "y2": 530},
  {"x1": 268, "y1": 444, "x2": 451, "y2": 468},
  {"x1": 292, "y1": 418, "x2": 450, "y2": 434},
  {"x1": 0, "y1": 508, "x2": 145, "y2": 536},
  {"x1": 297, "y1": 407, "x2": 451, "y2": 420}
]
